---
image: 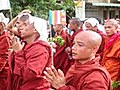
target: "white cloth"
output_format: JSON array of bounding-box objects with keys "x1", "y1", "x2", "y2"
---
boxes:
[
  {"x1": 83, "y1": 18, "x2": 106, "y2": 34},
  {"x1": 33, "y1": 17, "x2": 48, "y2": 42},
  {"x1": 18, "y1": 13, "x2": 48, "y2": 42},
  {"x1": 0, "y1": 13, "x2": 9, "y2": 25}
]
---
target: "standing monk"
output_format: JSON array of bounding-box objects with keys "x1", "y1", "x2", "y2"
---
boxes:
[
  {"x1": 44, "y1": 31, "x2": 111, "y2": 90},
  {"x1": 83, "y1": 18, "x2": 106, "y2": 60},
  {"x1": 7, "y1": 14, "x2": 52, "y2": 90},
  {"x1": 53, "y1": 24, "x2": 71, "y2": 75},
  {"x1": 101, "y1": 19, "x2": 120, "y2": 90},
  {"x1": 0, "y1": 13, "x2": 11, "y2": 90}
]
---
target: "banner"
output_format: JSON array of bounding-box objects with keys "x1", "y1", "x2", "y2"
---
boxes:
[
  {"x1": 0, "y1": 0, "x2": 11, "y2": 10},
  {"x1": 49, "y1": 10, "x2": 66, "y2": 25}
]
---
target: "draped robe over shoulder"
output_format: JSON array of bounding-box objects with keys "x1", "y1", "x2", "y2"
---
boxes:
[
  {"x1": 57, "y1": 55, "x2": 111, "y2": 90},
  {"x1": 8, "y1": 40, "x2": 53, "y2": 90},
  {"x1": 0, "y1": 31, "x2": 10, "y2": 90},
  {"x1": 101, "y1": 33, "x2": 120, "y2": 90}
]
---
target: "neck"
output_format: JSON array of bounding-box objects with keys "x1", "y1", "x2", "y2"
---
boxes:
[
  {"x1": 24, "y1": 35, "x2": 37, "y2": 44},
  {"x1": 78, "y1": 56, "x2": 95, "y2": 64},
  {"x1": 56, "y1": 30, "x2": 62, "y2": 35},
  {"x1": 74, "y1": 28, "x2": 79, "y2": 32}
]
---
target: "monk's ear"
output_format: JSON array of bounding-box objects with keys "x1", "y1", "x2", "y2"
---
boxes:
[{"x1": 92, "y1": 46, "x2": 99, "y2": 53}]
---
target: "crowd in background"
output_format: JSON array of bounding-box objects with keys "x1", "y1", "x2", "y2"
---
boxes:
[{"x1": 0, "y1": 9, "x2": 120, "y2": 90}]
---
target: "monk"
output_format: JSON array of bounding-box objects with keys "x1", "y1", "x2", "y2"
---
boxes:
[
  {"x1": 6, "y1": 10, "x2": 32, "y2": 37},
  {"x1": 0, "y1": 13, "x2": 11, "y2": 90},
  {"x1": 7, "y1": 15, "x2": 52, "y2": 90},
  {"x1": 101, "y1": 19, "x2": 120, "y2": 90},
  {"x1": 44, "y1": 31, "x2": 111, "y2": 90},
  {"x1": 83, "y1": 18, "x2": 106, "y2": 61},
  {"x1": 68, "y1": 18, "x2": 83, "y2": 45},
  {"x1": 53, "y1": 24, "x2": 71, "y2": 75}
]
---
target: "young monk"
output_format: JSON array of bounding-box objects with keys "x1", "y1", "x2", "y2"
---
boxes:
[
  {"x1": 101, "y1": 19, "x2": 120, "y2": 90},
  {"x1": 0, "y1": 13, "x2": 11, "y2": 90},
  {"x1": 7, "y1": 14, "x2": 53, "y2": 90},
  {"x1": 44, "y1": 31, "x2": 112, "y2": 90}
]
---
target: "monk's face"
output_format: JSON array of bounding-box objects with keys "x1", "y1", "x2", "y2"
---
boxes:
[
  {"x1": 16, "y1": 19, "x2": 30, "y2": 33},
  {"x1": 69, "y1": 20, "x2": 78, "y2": 31},
  {"x1": 104, "y1": 21, "x2": 117, "y2": 36},
  {"x1": 85, "y1": 22, "x2": 95, "y2": 31},
  {"x1": 19, "y1": 23, "x2": 36, "y2": 39},
  {"x1": 72, "y1": 32, "x2": 93, "y2": 61},
  {"x1": 53, "y1": 24, "x2": 63, "y2": 33}
]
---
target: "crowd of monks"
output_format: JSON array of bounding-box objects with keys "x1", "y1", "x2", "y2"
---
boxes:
[{"x1": 0, "y1": 10, "x2": 120, "y2": 90}]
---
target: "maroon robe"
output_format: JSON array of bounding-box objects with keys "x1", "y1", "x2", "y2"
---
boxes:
[
  {"x1": 96, "y1": 30, "x2": 106, "y2": 61},
  {"x1": 0, "y1": 31, "x2": 10, "y2": 90},
  {"x1": 57, "y1": 55, "x2": 112, "y2": 90},
  {"x1": 54, "y1": 30, "x2": 72, "y2": 75},
  {"x1": 8, "y1": 40, "x2": 53, "y2": 90}
]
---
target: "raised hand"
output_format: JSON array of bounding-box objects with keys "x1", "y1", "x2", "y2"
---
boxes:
[
  {"x1": 44, "y1": 65, "x2": 66, "y2": 89},
  {"x1": 11, "y1": 36, "x2": 25, "y2": 52}
]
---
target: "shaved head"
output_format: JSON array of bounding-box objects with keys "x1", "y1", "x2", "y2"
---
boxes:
[{"x1": 75, "y1": 31, "x2": 102, "y2": 50}]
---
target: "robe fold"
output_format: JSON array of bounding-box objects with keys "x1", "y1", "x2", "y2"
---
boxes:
[
  {"x1": 57, "y1": 55, "x2": 111, "y2": 90},
  {"x1": 0, "y1": 31, "x2": 10, "y2": 90},
  {"x1": 101, "y1": 33, "x2": 120, "y2": 90},
  {"x1": 54, "y1": 30, "x2": 73, "y2": 75},
  {"x1": 8, "y1": 40, "x2": 53, "y2": 90}
]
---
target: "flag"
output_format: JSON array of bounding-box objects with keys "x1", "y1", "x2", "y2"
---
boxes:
[
  {"x1": 0, "y1": 0, "x2": 11, "y2": 10},
  {"x1": 49, "y1": 10, "x2": 66, "y2": 25}
]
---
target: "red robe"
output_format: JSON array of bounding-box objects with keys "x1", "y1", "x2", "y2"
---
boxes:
[
  {"x1": 54, "y1": 30, "x2": 72, "y2": 75},
  {"x1": 96, "y1": 30, "x2": 106, "y2": 57},
  {"x1": 57, "y1": 55, "x2": 111, "y2": 90},
  {"x1": 0, "y1": 31, "x2": 10, "y2": 90},
  {"x1": 8, "y1": 40, "x2": 53, "y2": 90}
]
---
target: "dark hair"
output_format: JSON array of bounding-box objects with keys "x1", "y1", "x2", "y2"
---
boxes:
[{"x1": 70, "y1": 18, "x2": 82, "y2": 27}]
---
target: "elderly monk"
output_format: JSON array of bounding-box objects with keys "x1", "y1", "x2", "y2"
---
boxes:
[
  {"x1": 7, "y1": 14, "x2": 52, "y2": 90},
  {"x1": 101, "y1": 19, "x2": 120, "y2": 90},
  {"x1": 44, "y1": 31, "x2": 111, "y2": 90},
  {"x1": 83, "y1": 18, "x2": 106, "y2": 61},
  {"x1": 0, "y1": 13, "x2": 11, "y2": 90}
]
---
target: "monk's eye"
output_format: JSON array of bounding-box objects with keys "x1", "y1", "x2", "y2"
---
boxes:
[{"x1": 78, "y1": 43, "x2": 84, "y2": 47}]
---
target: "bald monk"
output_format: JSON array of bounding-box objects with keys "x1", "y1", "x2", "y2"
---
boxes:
[
  {"x1": 101, "y1": 19, "x2": 120, "y2": 90},
  {"x1": 7, "y1": 15, "x2": 52, "y2": 90},
  {"x1": 44, "y1": 31, "x2": 111, "y2": 90},
  {"x1": 83, "y1": 18, "x2": 106, "y2": 60}
]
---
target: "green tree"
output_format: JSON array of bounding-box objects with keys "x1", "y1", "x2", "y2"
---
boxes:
[{"x1": 10, "y1": 0, "x2": 75, "y2": 20}]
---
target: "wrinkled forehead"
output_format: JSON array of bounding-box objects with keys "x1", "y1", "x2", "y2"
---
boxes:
[{"x1": 16, "y1": 19, "x2": 30, "y2": 25}]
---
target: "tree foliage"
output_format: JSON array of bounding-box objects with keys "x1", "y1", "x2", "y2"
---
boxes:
[{"x1": 10, "y1": 0, "x2": 75, "y2": 20}]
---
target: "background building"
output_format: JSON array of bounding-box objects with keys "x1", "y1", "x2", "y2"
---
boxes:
[{"x1": 75, "y1": 0, "x2": 120, "y2": 23}]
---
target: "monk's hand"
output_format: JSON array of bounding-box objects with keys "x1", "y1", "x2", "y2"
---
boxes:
[
  {"x1": 44, "y1": 65, "x2": 66, "y2": 89},
  {"x1": 20, "y1": 9, "x2": 31, "y2": 14},
  {"x1": 12, "y1": 36, "x2": 25, "y2": 52}
]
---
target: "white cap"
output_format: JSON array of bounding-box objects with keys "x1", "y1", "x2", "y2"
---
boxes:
[
  {"x1": 29, "y1": 16, "x2": 48, "y2": 42},
  {"x1": 18, "y1": 13, "x2": 48, "y2": 42},
  {"x1": 0, "y1": 13, "x2": 9, "y2": 25},
  {"x1": 85, "y1": 18, "x2": 99, "y2": 27},
  {"x1": 34, "y1": 17, "x2": 48, "y2": 42}
]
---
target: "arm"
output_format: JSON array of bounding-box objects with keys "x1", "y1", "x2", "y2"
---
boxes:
[{"x1": 14, "y1": 43, "x2": 51, "y2": 81}]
